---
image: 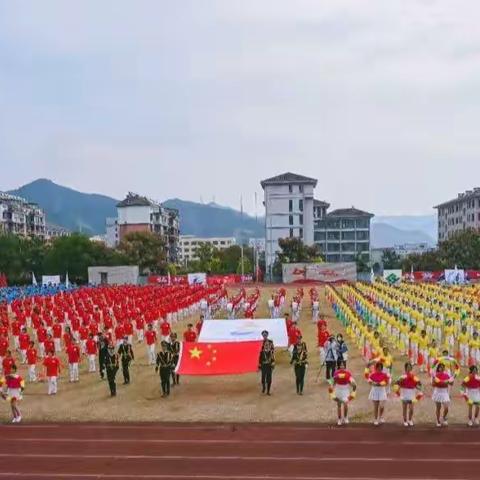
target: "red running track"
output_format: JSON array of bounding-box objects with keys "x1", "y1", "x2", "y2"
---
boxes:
[{"x1": 0, "y1": 422, "x2": 479, "y2": 480}]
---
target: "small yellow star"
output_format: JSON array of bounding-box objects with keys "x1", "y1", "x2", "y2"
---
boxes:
[
  {"x1": 189, "y1": 347, "x2": 203, "y2": 359},
  {"x1": 212, "y1": 356, "x2": 217, "y2": 362},
  {"x1": 206, "y1": 361, "x2": 212, "y2": 366}
]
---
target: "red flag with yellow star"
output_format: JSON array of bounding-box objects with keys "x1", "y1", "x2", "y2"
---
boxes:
[{"x1": 176, "y1": 341, "x2": 262, "y2": 375}]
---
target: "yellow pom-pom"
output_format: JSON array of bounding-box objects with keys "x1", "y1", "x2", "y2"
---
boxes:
[
  {"x1": 350, "y1": 391, "x2": 356, "y2": 398},
  {"x1": 393, "y1": 384, "x2": 400, "y2": 393},
  {"x1": 329, "y1": 393, "x2": 336, "y2": 401},
  {"x1": 468, "y1": 399, "x2": 474, "y2": 406},
  {"x1": 338, "y1": 373, "x2": 345, "y2": 379},
  {"x1": 380, "y1": 381, "x2": 387, "y2": 386},
  {"x1": 464, "y1": 376, "x2": 470, "y2": 383}
]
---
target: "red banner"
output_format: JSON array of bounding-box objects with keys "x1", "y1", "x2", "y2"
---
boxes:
[
  {"x1": 402, "y1": 270, "x2": 480, "y2": 282},
  {"x1": 148, "y1": 274, "x2": 253, "y2": 286},
  {"x1": 176, "y1": 341, "x2": 262, "y2": 376}
]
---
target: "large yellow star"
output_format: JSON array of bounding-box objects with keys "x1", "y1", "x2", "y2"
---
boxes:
[{"x1": 189, "y1": 347, "x2": 203, "y2": 359}]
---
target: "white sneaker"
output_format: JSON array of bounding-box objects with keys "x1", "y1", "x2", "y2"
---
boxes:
[
  {"x1": 343, "y1": 417, "x2": 349, "y2": 425},
  {"x1": 337, "y1": 419, "x2": 343, "y2": 426},
  {"x1": 436, "y1": 422, "x2": 442, "y2": 428},
  {"x1": 373, "y1": 420, "x2": 379, "y2": 426},
  {"x1": 403, "y1": 421, "x2": 409, "y2": 427},
  {"x1": 475, "y1": 418, "x2": 480, "y2": 426},
  {"x1": 16, "y1": 415, "x2": 22, "y2": 423},
  {"x1": 11, "y1": 418, "x2": 17, "y2": 423},
  {"x1": 408, "y1": 420, "x2": 414, "y2": 427},
  {"x1": 468, "y1": 420, "x2": 473, "y2": 427},
  {"x1": 380, "y1": 417, "x2": 385, "y2": 424},
  {"x1": 442, "y1": 419, "x2": 448, "y2": 427}
]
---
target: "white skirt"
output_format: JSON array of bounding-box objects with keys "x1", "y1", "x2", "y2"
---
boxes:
[
  {"x1": 7, "y1": 388, "x2": 22, "y2": 401},
  {"x1": 432, "y1": 388, "x2": 450, "y2": 404},
  {"x1": 369, "y1": 385, "x2": 387, "y2": 402},
  {"x1": 466, "y1": 388, "x2": 480, "y2": 404},
  {"x1": 334, "y1": 384, "x2": 350, "y2": 403},
  {"x1": 400, "y1": 388, "x2": 416, "y2": 402}
]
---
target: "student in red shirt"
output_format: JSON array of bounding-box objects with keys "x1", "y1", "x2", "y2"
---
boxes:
[
  {"x1": 462, "y1": 365, "x2": 480, "y2": 427},
  {"x1": 145, "y1": 324, "x2": 157, "y2": 365},
  {"x1": 11, "y1": 319, "x2": 21, "y2": 349},
  {"x1": 43, "y1": 350, "x2": 61, "y2": 395},
  {"x1": 2, "y1": 350, "x2": 16, "y2": 376},
  {"x1": 66, "y1": 340, "x2": 81, "y2": 382},
  {"x1": 36, "y1": 323, "x2": 48, "y2": 359},
  {"x1": 124, "y1": 321, "x2": 134, "y2": 345},
  {"x1": 44, "y1": 334, "x2": 55, "y2": 356},
  {"x1": 395, "y1": 362, "x2": 423, "y2": 427},
  {"x1": 318, "y1": 325, "x2": 330, "y2": 366},
  {"x1": 26, "y1": 341, "x2": 38, "y2": 383},
  {"x1": 160, "y1": 319, "x2": 172, "y2": 343},
  {"x1": 0, "y1": 335, "x2": 8, "y2": 374},
  {"x1": 78, "y1": 325, "x2": 89, "y2": 355},
  {"x1": 183, "y1": 324, "x2": 197, "y2": 343},
  {"x1": 135, "y1": 316, "x2": 145, "y2": 343},
  {"x1": 0, "y1": 364, "x2": 25, "y2": 423},
  {"x1": 18, "y1": 328, "x2": 30, "y2": 364},
  {"x1": 52, "y1": 320, "x2": 63, "y2": 353},
  {"x1": 86, "y1": 333, "x2": 98, "y2": 373}
]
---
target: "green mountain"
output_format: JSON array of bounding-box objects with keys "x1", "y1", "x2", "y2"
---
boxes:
[
  {"x1": 9, "y1": 179, "x2": 118, "y2": 236},
  {"x1": 7, "y1": 179, "x2": 264, "y2": 239}
]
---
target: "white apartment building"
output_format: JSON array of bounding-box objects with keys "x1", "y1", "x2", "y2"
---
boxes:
[
  {"x1": 0, "y1": 192, "x2": 46, "y2": 238},
  {"x1": 435, "y1": 188, "x2": 480, "y2": 242},
  {"x1": 179, "y1": 235, "x2": 236, "y2": 264},
  {"x1": 261, "y1": 172, "x2": 317, "y2": 275}
]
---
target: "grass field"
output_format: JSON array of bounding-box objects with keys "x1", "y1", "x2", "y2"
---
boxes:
[{"x1": 1, "y1": 285, "x2": 474, "y2": 425}]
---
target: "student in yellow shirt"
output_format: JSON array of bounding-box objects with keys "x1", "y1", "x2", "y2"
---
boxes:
[
  {"x1": 458, "y1": 326, "x2": 470, "y2": 368},
  {"x1": 469, "y1": 332, "x2": 480, "y2": 367},
  {"x1": 428, "y1": 340, "x2": 439, "y2": 375},
  {"x1": 408, "y1": 325, "x2": 419, "y2": 365},
  {"x1": 418, "y1": 330, "x2": 429, "y2": 373},
  {"x1": 444, "y1": 321, "x2": 455, "y2": 351}
]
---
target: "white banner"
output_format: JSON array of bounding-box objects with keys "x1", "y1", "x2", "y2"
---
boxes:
[
  {"x1": 199, "y1": 318, "x2": 288, "y2": 347},
  {"x1": 445, "y1": 269, "x2": 465, "y2": 285},
  {"x1": 42, "y1": 275, "x2": 61, "y2": 286},
  {"x1": 188, "y1": 272, "x2": 207, "y2": 285},
  {"x1": 383, "y1": 269, "x2": 402, "y2": 285}
]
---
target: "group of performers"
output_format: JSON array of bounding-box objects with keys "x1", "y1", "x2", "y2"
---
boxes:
[{"x1": 327, "y1": 282, "x2": 480, "y2": 427}]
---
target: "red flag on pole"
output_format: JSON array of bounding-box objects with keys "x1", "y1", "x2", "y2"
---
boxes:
[{"x1": 176, "y1": 341, "x2": 262, "y2": 376}]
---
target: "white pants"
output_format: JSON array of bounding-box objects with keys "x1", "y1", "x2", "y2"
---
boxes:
[
  {"x1": 54, "y1": 338, "x2": 61, "y2": 353},
  {"x1": 460, "y1": 344, "x2": 469, "y2": 366},
  {"x1": 13, "y1": 336, "x2": 19, "y2": 349},
  {"x1": 127, "y1": 335, "x2": 133, "y2": 345},
  {"x1": 161, "y1": 335, "x2": 171, "y2": 343},
  {"x1": 88, "y1": 354, "x2": 96, "y2": 372},
  {"x1": 147, "y1": 344, "x2": 156, "y2": 365},
  {"x1": 0, "y1": 356, "x2": 3, "y2": 374},
  {"x1": 28, "y1": 364, "x2": 37, "y2": 382},
  {"x1": 80, "y1": 340, "x2": 87, "y2": 355},
  {"x1": 38, "y1": 343, "x2": 45, "y2": 358},
  {"x1": 20, "y1": 349, "x2": 27, "y2": 364},
  {"x1": 136, "y1": 329, "x2": 144, "y2": 342},
  {"x1": 69, "y1": 363, "x2": 79, "y2": 382},
  {"x1": 48, "y1": 376, "x2": 58, "y2": 395}
]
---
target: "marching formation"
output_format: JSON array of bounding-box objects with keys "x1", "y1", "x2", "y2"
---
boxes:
[
  {"x1": 1, "y1": 280, "x2": 480, "y2": 427},
  {"x1": 328, "y1": 282, "x2": 480, "y2": 427}
]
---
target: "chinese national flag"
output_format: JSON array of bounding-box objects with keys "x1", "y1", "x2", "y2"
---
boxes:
[{"x1": 176, "y1": 341, "x2": 262, "y2": 376}]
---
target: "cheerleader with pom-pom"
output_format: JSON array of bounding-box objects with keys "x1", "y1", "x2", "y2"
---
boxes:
[
  {"x1": 461, "y1": 365, "x2": 480, "y2": 427},
  {"x1": 367, "y1": 362, "x2": 390, "y2": 426},
  {"x1": 330, "y1": 360, "x2": 356, "y2": 426},
  {"x1": 394, "y1": 362, "x2": 423, "y2": 427},
  {"x1": 432, "y1": 363, "x2": 454, "y2": 428}
]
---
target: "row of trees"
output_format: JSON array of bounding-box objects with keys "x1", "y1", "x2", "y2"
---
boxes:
[
  {"x1": 0, "y1": 231, "x2": 262, "y2": 285},
  {"x1": 380, "y1": 229, "x2": 480, "y2": 271}
]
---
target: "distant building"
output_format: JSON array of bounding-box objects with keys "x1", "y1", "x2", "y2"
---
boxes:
[
  {"x1": 260, "y1": 172, "x2": 373, "y2": 275},
  {"x1": 45, "y1": 223, "x2": 70, "y2": 241},
  {"x1": 0, "y1": 192, "x2": 46, "y2": 238},
  {"x1": 179, "y1": 235, "x2": 236, "y2": 264},
  {"x1": 105, "y1": 217, "x2": 119, "y2": 248},
  {"x1": 115, "y1": 193, "x2": 180, "y2": 262},
  {"x1": 90, "y1": 235, "x2": 107, "y2": 244},
  {"x1": 435, "y1": 188, "x2": 480, "y2": 242},
  {"x1": 314, "y1": 207, "x2": 374, "y2": 263},
  {"x1": 261, "y1": 172, "x2": 317, "y2": 275},
  {"x1": 371, "y1": 242, "x2": 433, "y2": 267}
]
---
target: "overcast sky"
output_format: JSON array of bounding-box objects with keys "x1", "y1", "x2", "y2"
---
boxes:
[{"x1": 1, "y1": 1, "x2": 479, "y2": 216}]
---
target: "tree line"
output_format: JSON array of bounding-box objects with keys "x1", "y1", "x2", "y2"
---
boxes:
[
  {"x1": 380, "y1": 229, "x2": 480, "y2": 271},
  {"x1": 0, "y1": 232, "x2": 261, "y2": 285}
]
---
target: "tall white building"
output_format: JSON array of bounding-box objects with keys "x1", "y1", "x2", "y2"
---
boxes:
[
  {"x1": 105, "y1": 217, "x2": 119, "y2": 248},
  {"x1": 179, "y1": 235, "x2": 236, "y2": 264},
  {"x1": 261, "y1": 172, "x2": 317, "y2": 275}
]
